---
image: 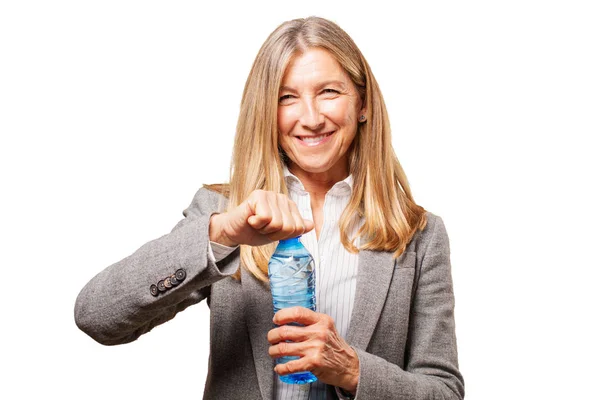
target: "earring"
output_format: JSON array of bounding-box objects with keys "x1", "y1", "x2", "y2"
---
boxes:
[{"x1": 359, "y1": 115, "x2": 366, "y2": 122}]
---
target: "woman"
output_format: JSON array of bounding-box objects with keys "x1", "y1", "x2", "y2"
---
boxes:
[{"x1": 75, "y1": 16, "x2": 464, "y2": 400}]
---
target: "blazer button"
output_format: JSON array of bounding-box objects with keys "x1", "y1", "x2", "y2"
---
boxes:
[
  {"x1": 157, "y1": 280, "x2": 166, "y2": 292},
  {"x1": 163, "y1": 277, "x2": 172, "y2": 289},
  {"x1": 169, "y1": 275, "x2": 180, "y2": 286},
  {"x1": 175, "y1": 269, "x2": 186, "y2": 282},
  {"x1": 150, "y1": 284, "x2": 159, "y2": 297}
]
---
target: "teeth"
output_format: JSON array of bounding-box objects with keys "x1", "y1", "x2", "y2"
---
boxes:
[{"x1": 299, "y1": 133, "x2": 330, "y2": 144}]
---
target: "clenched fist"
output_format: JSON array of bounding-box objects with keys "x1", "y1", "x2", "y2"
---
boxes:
[{"x1": 209, "y1": 190, "x2": 315, "y2": 247}]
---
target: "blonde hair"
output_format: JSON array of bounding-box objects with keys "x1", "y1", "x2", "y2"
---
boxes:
[{"x1": 205, "y1": 16, "x2": 427, "y2": 282}]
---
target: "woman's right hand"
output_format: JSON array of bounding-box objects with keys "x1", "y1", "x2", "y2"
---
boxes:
[{"x1": 209, "y1": 190, "x2": 314, "y2": 247}]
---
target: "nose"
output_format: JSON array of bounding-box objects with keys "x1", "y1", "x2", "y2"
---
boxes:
[{"x1": 298, "y1": 97, "x2": 325, "y2": 131}]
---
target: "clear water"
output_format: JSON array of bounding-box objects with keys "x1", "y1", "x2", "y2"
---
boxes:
[{"x1": 269, "y1": 241, "x2": 318, "y2": 385}]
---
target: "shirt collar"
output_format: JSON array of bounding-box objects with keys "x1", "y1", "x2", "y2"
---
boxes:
[{"x1": 283, "y1": 164, "x2": 353, "y2": 197}]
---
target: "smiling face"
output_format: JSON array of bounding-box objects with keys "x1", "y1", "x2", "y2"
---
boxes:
[{"x1": 277, "y1": 47, "x2": 365, "y2": 183}]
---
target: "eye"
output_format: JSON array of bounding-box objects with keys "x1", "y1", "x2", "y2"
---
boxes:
[
  {"x1": 279, "y1": 94, "x2": 295, "y2": 103},
  {"x1": 321, "y1": 88, "x2": 340, "y2": 97}
]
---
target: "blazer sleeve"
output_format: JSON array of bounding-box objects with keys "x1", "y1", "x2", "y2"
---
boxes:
[
  {"x1": 352, "y1": 215, "x2": 465, "y2": 399},
  {"x1": 74, "y1": 187, "x2": 240, "y2": 346}
]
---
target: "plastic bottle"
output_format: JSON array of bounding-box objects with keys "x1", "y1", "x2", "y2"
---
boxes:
[{"x1": 268, "y1": 236, "x2": 318, "y2": 385}]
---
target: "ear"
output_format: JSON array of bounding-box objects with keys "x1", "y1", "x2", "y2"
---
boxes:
[{"x1": 357, "y1": 98, "x2": 366, "y2": 114}]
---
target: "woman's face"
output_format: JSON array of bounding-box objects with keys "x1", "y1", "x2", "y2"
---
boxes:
[{"x1": 277, "y1": 47, "x2": 364, "y2": 179}]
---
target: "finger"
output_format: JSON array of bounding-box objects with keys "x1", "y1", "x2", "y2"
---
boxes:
[
  {"x1": 302, "y1": 218, "x2": 315, "y2": 233},
  {"x1": 288, "y1": 200, "x2": 309, "y2": 236},
  {"x1": 247, "y1": 192, "x2": 272, "y2": 230},
  {"x1": 273, "y1": 306, "x2": 320, "y2": 326},
  {"x1": 274, "y1": 357, "x2": 312, "y2": 376},
  {"x1": 266, "y1": 194, "x2": 297, "y2": 240},
  {"x1": 268, "y1": 340, "x2": 306, "y2": 359},
  {"x1": 257, "y1": 193, "x2": 284, "y2": 235},
  {"x1": 267, "y1": 324, "x2": 309, "y2": 344},
  {"x1": 278, "y1": 194, "x2": 297, "y2": 236}
]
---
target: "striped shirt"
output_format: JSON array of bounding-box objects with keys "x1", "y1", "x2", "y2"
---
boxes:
[
  {"x1": 275, "y1": 169, "x2": 360, "y2": 400},
  {"x1": 209, "y1": 168, "x2": 360, "y2": 399}
]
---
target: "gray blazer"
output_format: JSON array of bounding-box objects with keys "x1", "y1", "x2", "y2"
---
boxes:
[{"x1": 75, "y1": 187, "x2": 464, "y2": 399}]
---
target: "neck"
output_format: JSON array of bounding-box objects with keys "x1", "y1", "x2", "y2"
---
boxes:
[{"x1": 287, "y1": 162, "x2": 348, "y2": 196}]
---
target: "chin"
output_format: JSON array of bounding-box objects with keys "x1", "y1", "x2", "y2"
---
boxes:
[{"x1": 293, "y1": 160, "x2": 337, "y2": 174}]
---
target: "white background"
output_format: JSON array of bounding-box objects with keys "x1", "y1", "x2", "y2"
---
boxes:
[{"x1": 1, "y1": 1, "x2": 599, "y2": 399}]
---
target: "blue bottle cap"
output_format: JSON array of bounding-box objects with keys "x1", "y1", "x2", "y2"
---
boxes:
[
  {"x1": 276, "y1": 236, "x2": 303, "y2": 250},
  {"x1": 279, "y1": 236, "x2": 301, "y2": 245}
]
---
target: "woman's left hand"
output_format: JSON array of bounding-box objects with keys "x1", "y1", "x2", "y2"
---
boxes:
[{"x1": 267, "y1": 306, "x2": 359, "y2": 394}]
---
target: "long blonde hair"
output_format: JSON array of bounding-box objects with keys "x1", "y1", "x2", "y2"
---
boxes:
[{"x1": 205, "y1": 16, "x2": 427, "y2": 282}]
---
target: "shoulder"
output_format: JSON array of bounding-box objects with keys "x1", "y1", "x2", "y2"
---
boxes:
[
  {"x1": 410, "y1": 211, "x2": 451, "y2": 257},
  {"x1": 182, "y1": 186, "x2": 230, "y2": 218}
]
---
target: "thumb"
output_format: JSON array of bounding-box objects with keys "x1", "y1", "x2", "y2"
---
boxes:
[
  {"x1": 227, "y1": 198, "x2": 256, "y2": 230},
  {"x1": 241, "y1": 197, "x2": 256, "y2": 219}
]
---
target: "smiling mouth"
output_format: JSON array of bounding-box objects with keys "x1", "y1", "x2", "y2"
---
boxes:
[{"x1": 296, "y1": 131, "x2": 334, "y2": 145}]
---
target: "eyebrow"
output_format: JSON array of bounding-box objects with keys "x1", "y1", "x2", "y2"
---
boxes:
[{"x1": 279, "y1": 80, "x2": 348, "y2": 92}]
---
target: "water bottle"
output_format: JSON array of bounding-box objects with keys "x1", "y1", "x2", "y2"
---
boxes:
[{"x1": 268, "y1": 236, "x2": 318, "y2": 385}]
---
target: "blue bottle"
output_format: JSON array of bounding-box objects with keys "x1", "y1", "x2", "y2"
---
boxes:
[{"x1": 268, "y1": 236, "x2": 318, "y2": 385}]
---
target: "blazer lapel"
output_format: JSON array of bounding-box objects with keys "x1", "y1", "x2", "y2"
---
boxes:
[
  {"x1": 345, "y1": 249, "x2": 396, "y2": 351},
  {"x1": 242, "y1": 267, "x2": 274, "y2": 400}
]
